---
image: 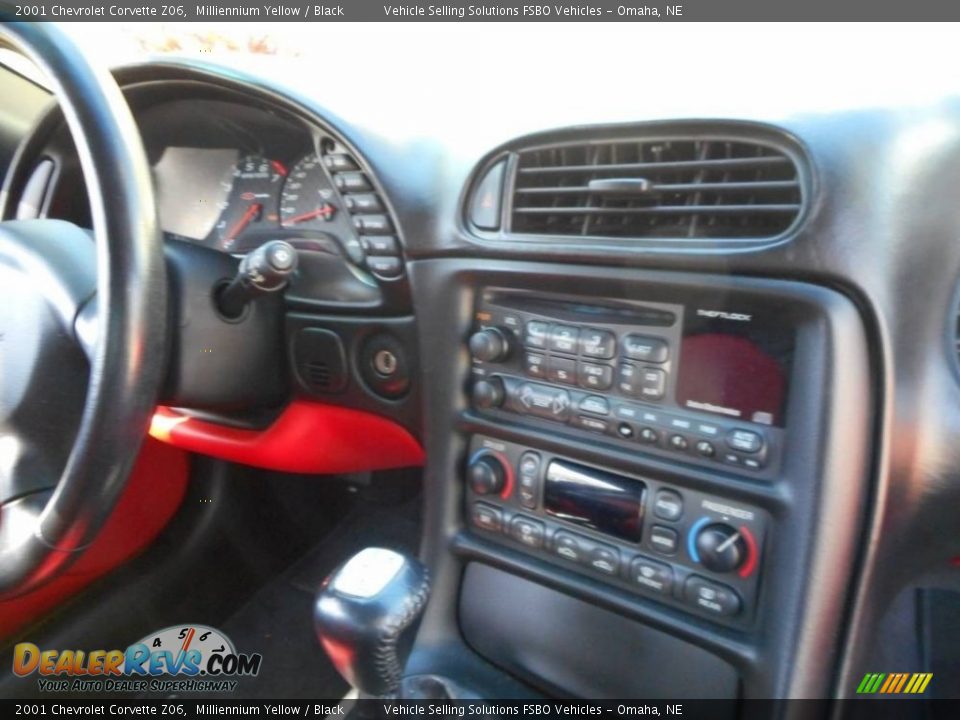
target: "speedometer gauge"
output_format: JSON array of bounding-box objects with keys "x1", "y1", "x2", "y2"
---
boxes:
[
  {"x1": 279, "y1": 155, "x2": 338, "y2": 229},
  {"x1": 214, "y1": 154, "x2": 285, "y2": 251}
]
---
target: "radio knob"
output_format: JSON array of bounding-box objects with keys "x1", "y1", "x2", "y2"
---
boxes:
[
  {"x1": 694, "y1": 523, "x2": 747, "y2": 573},
  {"x1": 472, "y1": 376, "x2": 505, "y2": 410},
  {"x1": 467, "y1": 454, "x2": 506, "y2": 496},
  {"x1": 469, "y1": 327, "x2": 512, "y2": 363}
]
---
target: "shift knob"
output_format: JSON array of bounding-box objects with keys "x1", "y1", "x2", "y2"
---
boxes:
[{"x1": 314, "y1": 548, "x2": 430, "y2": 697}]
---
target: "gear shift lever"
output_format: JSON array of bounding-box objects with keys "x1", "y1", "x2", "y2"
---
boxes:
[{"x1": 314, "y1": 548, "x2": 430, "y2": 698}]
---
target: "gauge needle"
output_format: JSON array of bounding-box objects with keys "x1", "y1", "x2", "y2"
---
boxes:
[
  {"x1": 284, "y1": 205, "x2": 335, "y2": 225},
  {"x1": 227, "y1": 202, "x2": 263, "y2": 241}
]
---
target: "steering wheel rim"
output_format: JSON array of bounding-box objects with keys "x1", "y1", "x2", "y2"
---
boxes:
[{"x1": 0, "y1": 23, "x2": 166, "y2": 597}]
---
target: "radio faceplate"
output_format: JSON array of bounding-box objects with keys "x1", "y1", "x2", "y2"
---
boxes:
[
  {"x1": 468, "y1": 289, "x2": 790, "y2": 480},
  {"x1": 466, "y1": 435, "x2": 768, "y2": 628}
]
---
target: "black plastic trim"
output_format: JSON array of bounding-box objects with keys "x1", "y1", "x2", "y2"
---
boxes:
[{"x1": 409, "y1": 258, "x2": 873, "y2": 702}]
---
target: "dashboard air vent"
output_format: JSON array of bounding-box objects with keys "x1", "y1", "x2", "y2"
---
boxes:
[{"x1": 510, "y1": 138, "x2": 803, "y2": 241}]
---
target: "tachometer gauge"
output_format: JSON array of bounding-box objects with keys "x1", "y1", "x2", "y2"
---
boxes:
[
  {"x1": 279, "y1": 155, "x2": 339, "y2": 230},
  {"x1": 214, "y1": 154, "x2": 285, "y2": 251}
]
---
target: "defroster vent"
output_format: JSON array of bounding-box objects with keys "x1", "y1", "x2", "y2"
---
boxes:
[{"x1": 506, "y1": 136, "x2": 805, "y2": 242}]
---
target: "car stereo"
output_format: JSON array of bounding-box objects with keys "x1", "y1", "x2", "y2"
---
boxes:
[
  {"x1": 467, "y1": 289, "x2": 792, "y2": 479},
  {"x1": 465, "y1": 434, "x2": 768, "y2": 627}
]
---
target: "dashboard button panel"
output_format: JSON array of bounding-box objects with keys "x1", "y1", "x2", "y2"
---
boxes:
[
  {"x1": 623, "y1": 334, "x2": 670, "y2": 363},
  {"x1": 468, "y1": 290, "x2": 783, "y2": 481},
  {"x1": 630, "y1": 557, "x2": 674, "y2": 596},
  {"x1": 465, "y1": 434, "x2": 768, "y2": 627},
  {"x1": 580, "y1": 328, "x2": 617, "y2": 359}
]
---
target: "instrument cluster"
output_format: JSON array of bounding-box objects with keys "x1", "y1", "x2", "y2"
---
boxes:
[{"x1": 157, "y1": 137, "x2": 395, "y2": 272}]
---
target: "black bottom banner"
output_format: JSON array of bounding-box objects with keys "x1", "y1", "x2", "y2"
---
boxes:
[{"x1": 1, "y1": 699, "x2": 959, "y2": 720}]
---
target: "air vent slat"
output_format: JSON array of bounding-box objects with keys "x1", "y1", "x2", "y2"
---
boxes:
[
  {"x1": 515, "y1": 180, "x2": 800, "y2": 195},
  {"x1": 508, "y1": 135, "x2": 804, "y2": 241},
  {"x1": 514, "y1": 204, "x2": 801, "y2": 216},
  {"x1": 516, "y1": 155, "x2": 791, "y2": 176}
]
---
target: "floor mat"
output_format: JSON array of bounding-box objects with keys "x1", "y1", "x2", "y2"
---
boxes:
[{"x1": 208, "y1": 497, "x2": 422, "y2": 699}]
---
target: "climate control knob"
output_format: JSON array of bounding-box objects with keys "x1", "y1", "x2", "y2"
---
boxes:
[
  {"x1": 469, "y1": 327, "x2": 512, "y2": 363},
  {"x1": 467, "y1": 454, "x2": 506, "y2": 496},
  {"x1": 693, "y1": 523, "x2": 747, "y2": 573},
  {"x1": 472, "y1": 376, "x2": 505, "y2": 409}
]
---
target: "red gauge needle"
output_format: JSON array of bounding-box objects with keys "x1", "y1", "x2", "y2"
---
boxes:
[
  {"x1": 226, "y1": 202, "x2": 263, "y2": 241},
  {"x1": 283, "y1": 204, "x2": 335, "y2": 225}
]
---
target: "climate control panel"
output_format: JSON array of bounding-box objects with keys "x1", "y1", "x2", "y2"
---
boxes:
[{"x1": 465, "y1": 434, "x2": 768, "y2": 627}]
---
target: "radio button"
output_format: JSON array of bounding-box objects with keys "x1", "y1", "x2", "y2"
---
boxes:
[
  {"x1": 512, "y1": 383, "x2": 571, "y2": 422},
  {"x1": 617, "y1": 363, "x2": 640, "y2": 395},
  {"x1": 469, "y1": 327, "x2": 512, "y2": 363},
  {"x1": 549, "y1": 325, "x2": 580, "y2": 354},
  {"x1": 630, "y1": 557, "x2": 674, "y2": 596},
  {"x1": 547, "y1": 356, "x2": 577, "y2": 385},
  {"x1": 727, "y1": 429, "x2": 763, "y2": 454},
  {"x1": 510, "y1": 516, "x2": 545, "y2": 549},
  {"x1": 523, "y1": 352, "x2": 547, "y2": 379},
  {"x1": 623, "y1": 335, "x2": 669, "y2": 363},
  {"x1": 653, "y1": 490, "x2": 684, "y2": 521},
  {"x1": 573, "y1": 415, "x2": 609, "y2": 434},
  {"x1": 472, "y1": 377, "x2": 505, "y2": 410},
  {"x1": 613, "y1": 403, "x2": 640, "y2": 421},
  {"x1": 578, "y1": 362, "x2": 614, "y2": 391},
  {"x1": 639, "y1": 409, "x2": 663, "y2": 425},
  {"x1": 650, "y1": 525, "x2": 679, "y2": 555},
  {"x1": 695, "y1": 440, "x2": 717, "y2": 458},
  {"x1": 685, "y1": 576, "x2": 741, "y2": 617},
  {"x1": 668, "y1": 434, "x2": 689, "y2": 452},
  {"x1": 471, "y1": 503, "x2": 503, "y2": 533},
  {"x1": 579, "y1": 396, "x2": 610, "y2": 416},
  {"x1": 589, "y1": 545, "x2": 620, "y2": 576},
  {"x1": 639, "y1": 427, "x2": 660, "y2": 445},
  {"x1": 524, "y1": 321, "x2": 550, "y2": 349},
  {"x1": 580, "y1": 328, "x2": 616, "y2": 359},
  {"x1": 696, "y1": 421, "x2": 722, "y2": 438},
  {"x1": 553, "y1": 531, "x2": 589, "y2": 564},
  {"x1": 616, "y1": 422, "x2": 636, "y2": 440},
  {"x1": 743, "y1": 457, "x2": 764, "y2": 471},
  {"x1": 639, "y1": 368, "x2": 667, "y2": 401}
]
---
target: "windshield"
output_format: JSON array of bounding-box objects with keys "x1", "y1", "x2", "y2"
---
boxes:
[{"x1": 5, "y1": 23, "x2": 959, "y2": 147}]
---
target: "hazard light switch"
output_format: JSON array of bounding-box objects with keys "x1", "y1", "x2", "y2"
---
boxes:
[{"x1": 470, "y1": 159, "x2": 505, "y2": 230}]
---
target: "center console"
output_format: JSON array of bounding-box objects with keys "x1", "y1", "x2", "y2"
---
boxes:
[
  {"x1": 408, "y1": 259, "x2": 872, "y2": 700},
  {"x1": 461, "y1": 287, "x2": 796, "y2": 627}
]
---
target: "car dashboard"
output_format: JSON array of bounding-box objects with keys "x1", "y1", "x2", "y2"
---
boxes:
[{"x1": 3, "y1": 53, "x2": 960, "y2": 704}]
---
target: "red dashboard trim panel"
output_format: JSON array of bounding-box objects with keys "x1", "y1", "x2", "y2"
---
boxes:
[
  {"x1": 149, "y1": 400, "x2": 425, "y2": 474},
  {"x1": 0, "y1": 438, "x2": 189, "y2": 641}
]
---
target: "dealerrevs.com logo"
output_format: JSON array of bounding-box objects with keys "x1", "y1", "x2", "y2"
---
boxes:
[{"x1": 12, "y1": 625, "x2": 262, "y2": 693}]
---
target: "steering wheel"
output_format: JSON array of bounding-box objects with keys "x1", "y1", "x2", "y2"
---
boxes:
[{"x1": 0, "y1": 23, "x2": 166, "y2": 597}]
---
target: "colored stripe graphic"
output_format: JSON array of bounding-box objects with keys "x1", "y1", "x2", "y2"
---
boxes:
[{"x1": 857, "y1": 672, "x2": 932, "y2": 694}]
